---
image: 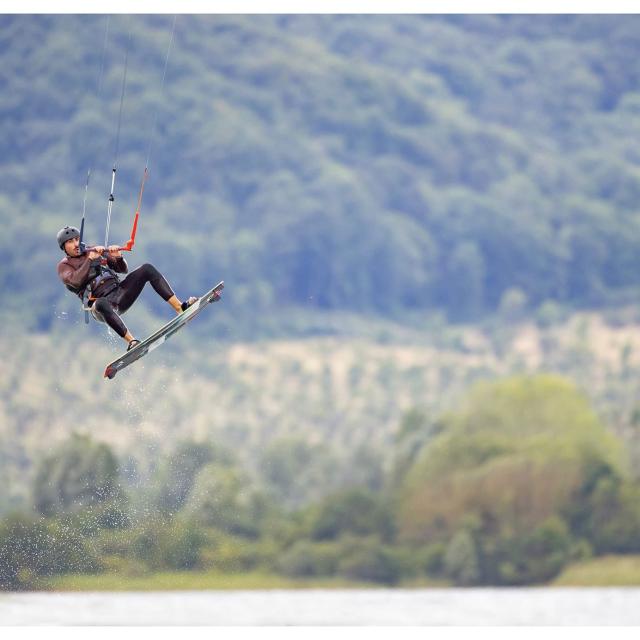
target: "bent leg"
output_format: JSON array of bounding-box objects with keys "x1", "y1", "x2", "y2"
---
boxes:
[
  {"x1": 93, "y1": 297, "x2": 129, "y2": 338},
  {"x1": 116, "y1": 263, "x2": 176, "y2": 314}
]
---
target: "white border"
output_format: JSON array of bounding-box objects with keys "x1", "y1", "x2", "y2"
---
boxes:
[{"x1": 4, "y1": 1, "x2": 640, "y2": 15}]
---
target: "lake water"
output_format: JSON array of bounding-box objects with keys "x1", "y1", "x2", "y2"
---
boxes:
[{"x1": 1, "y1": 588, "x2": 640, "y2": 625}]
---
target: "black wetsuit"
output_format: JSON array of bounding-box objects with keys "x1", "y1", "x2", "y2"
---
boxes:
[
  {"x1": 58, "y1": 253, "x2": 175, "y2": 338},
  {"x1": 91, "y1": 263, "x2": 175, "y2": 337}
]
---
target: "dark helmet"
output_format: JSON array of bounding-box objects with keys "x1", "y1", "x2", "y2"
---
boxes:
[{"x1": 57, "y1": 226, "x2": 80, "y2": 251}]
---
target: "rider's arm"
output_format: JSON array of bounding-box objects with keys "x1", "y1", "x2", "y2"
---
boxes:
[
  {"x1": 107, "y1": 254, "x2": 128, "y2": 274},
  {"x1": 57, "y1": 256, "x2": 99, "y2": 289}
]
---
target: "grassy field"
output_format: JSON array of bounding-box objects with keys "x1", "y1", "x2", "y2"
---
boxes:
[
  {"x1": 47, "y1": 571, "x2": 379, "y2": 591},
  {"x1": 552, "y1": 555, "x2": 640, "y2": 587},
  {"x1": 46, "y1": 556, "x2": 640, "y2": 591}
]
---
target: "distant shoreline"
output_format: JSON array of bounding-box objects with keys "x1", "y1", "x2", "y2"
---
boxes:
[
  {"x1": 46, "y1": 571, "x2": 390, "y2": 592},
  {"x1": 41, "y1": 555, "x2": 640, "y2": 591}
]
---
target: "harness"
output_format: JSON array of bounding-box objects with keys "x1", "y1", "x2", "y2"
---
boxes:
[
  {"x1": 80, "y1": 262, "x2": 121, "y2": 323},
  {"x1": 87, "y1": 265, "x2": 120, "y2": 300}
]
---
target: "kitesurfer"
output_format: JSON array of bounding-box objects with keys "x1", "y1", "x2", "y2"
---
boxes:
[{"x1": 56, "y1": 225, "x2": 202, "y2": 350}]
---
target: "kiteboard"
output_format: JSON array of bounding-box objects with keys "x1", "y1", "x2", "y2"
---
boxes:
[{"x1": 104, "y1": 280, "x2": 224, "y2": 379}]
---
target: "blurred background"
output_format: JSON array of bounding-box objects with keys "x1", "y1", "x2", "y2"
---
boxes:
[{"x1": 2, "y1": 14, "x2": 640, "y2": 615}]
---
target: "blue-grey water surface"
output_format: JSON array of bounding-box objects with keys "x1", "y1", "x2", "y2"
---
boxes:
[{"x1": 1, "y1": 588, "x2": 639, "y2": 625}]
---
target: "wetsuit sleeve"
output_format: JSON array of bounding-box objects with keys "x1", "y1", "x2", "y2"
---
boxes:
[
  {"x1": 107, "y1": 255, "x2": 128, "y2": 274},
  {"x1": 57, "y1": 257, "x2": 100, "y2": 289}
]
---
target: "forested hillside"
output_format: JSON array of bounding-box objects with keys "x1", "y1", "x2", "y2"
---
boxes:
[{"x1": 2, "y1": 15, "x2": 640, "y2": 329}]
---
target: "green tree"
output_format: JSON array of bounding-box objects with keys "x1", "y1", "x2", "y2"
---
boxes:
[
  {"x1": 0, "y1": 512, "x2": 100, "y2": 590},
  {"x1": 182, "y1": 463, "x2": 268, "y2": 538},
  {"x1": 258, "y1": 438, "x2": 340, "y2": 510},
  {"x1": 443, "y1": 529, "x2": 480, "y2": 586},
  {"x1": 498, "y1": 287, "x2": 528, "y2": 324},
  {"x1": 130, "y1": 516, "x2": 206, "y2": 571},
  {"x1": 154, "y1": 440, "x2": 233, "y2": 514},
  {"x1": 391, "y1": 408, "x2": 441, "y2": 489},
  {"x1": 276, "y1": 540, "x2": 340, "y2": 578},
  {"x1": 491, "y1": 517, "x2": 573, "y2": 585},
  {"x1": 584, "y1": 476, "x2": 640, "y2": 553},
  {"x1": 310, "y1": 488, "x2": 395, "y2": 542},
  {"x1": 397, "y1": 375, "x2": 624, "y2": 584},
  {"x1": 32, "y1": 434, "x2": 127, "y2": 523},
  {"x1": 0, "y1": 513, "x2": 50, "y2": 590},
  {"x1": 443, "y1": 241, "x2": 486, "y2": 320},
  {"x1": 336, "y1": 537, "x2": 403, "y2": 585}
]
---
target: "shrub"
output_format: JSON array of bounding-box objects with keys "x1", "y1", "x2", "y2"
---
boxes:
[
  {"x1": 419, "y1": 542, "x2": 447, "y2": 577},
  {"x1": 492, "y1": 517, "x2": 573, "y2": 585},
  {"x1": 336, "y1": 538, "x2": 403, "y2": 585},
  {"x1": 443, "y1": 529, "x2": 480, "y2": 586},
  {"x1": 586, "y1": 477, "x2": 640, "y2": 553},
  {"x1": 182, "y1": 464, "x2": 268, "y2": 538},
  {"x1": 311, "y1": 488, "x2": 395, "y2": 542},
  {"x1": 163, "y1": 521, "x2": 207, "y2": 571},
  {"x1": 0, "y1": 513, "x2": 50, "y2": 590},
  {"x1": 33, "y1": 434, "x2": 126, "y2": 519},
  {"x1": 0, "y1": 513, "x2": 100, "y2": 590},
  {"x1": 130, "y1": 517, "x2": 206, "y2": 571},
  {"x1": 201, "y1": 533, "x2": 278, "y2": 573},
  {"x1": 276, "y1": 540, "x2": 340, "y2": 578},
  {"x1": 41, "y1": 520, "x2": 102, "y2": 576}
]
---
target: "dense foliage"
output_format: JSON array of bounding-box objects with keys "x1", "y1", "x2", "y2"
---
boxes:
[
  {"x1": 3, "y1": 375, "x2": 640, "y2": 589},
  {"x1": 397, "y1": 375, "x2": 636, "y2": 585},
  {"x1": 2, "y1": 15, "x2": 640, "y2": 330}
]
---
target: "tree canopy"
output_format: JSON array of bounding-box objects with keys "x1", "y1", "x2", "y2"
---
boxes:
[
  {"x1": 399, "y1": 376, "x2": 623, "y2": 541},
  {"x1": 3, "y1": 15, "x2": 640, "y2": 328}
]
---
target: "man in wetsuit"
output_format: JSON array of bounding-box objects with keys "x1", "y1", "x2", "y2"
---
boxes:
[{"x1": 56, "y1": 225, "x2": 199, "y2": 351}]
